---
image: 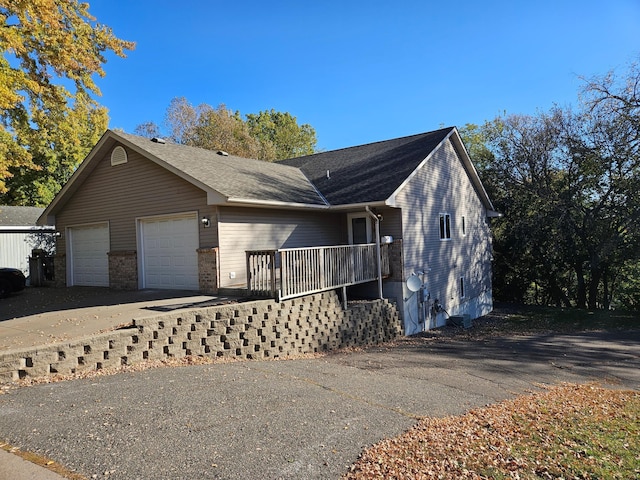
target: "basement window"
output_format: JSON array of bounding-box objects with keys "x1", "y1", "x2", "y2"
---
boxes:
[
  {"x1": 439, "y1": 213, "x2": 451, "y2": 240},
  {"x1": 110, "y1": 146, "x2": 128, "y2": 166}
]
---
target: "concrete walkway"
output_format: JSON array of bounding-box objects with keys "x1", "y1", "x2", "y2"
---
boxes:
[{"x1": 0, "y1": 448, "x2": 66, "y2": 480}]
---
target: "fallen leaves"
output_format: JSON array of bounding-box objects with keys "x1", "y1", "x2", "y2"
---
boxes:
[{"x1": 345, "y1": 383, "x2": 639, "y2": 479}]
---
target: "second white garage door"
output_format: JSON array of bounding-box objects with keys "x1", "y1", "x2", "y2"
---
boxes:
[{"x1": 140, "y1": 214, "x2": 199, "y2": 290}]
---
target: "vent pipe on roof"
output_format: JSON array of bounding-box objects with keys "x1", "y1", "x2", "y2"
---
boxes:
[
  {"x1": 326, "y1": 170, "x2": 330, "y2": 179},
  {"x1": 151, "y1": 137, "x2": 166, "y2": 144},
  {"x1": 217, "y1": 150, "x2": 229, "y2": 156}
]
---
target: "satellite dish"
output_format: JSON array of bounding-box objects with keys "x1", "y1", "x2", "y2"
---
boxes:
[{"x1": 406, "y1": 275, "x2": 421, "y2": 292}]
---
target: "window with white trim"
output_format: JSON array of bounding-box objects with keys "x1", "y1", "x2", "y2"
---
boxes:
[{"x1": 439, "y1": 213, "x2": 451, "y2": 240}]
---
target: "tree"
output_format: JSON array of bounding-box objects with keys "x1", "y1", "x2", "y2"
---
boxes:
[
  {"x1": 577, "y1": 61, "x2": 640, "y2": 309},
  {"x1": 191, "y1": 104, "x2": 270, "y2": 159},
  {"x1": 134, "y1": 121, "x2": 162, "y2": 139},
  {"x1": 246, "y1": 109, "x2": 316, "y2": 159},
  {"x1": 480, "y1": 111, "x2": 579, "y2": 307},
  {"x1": 0, "y1": 0, "x2": 134, "y2": 202},
  {"x1": 136, "y1": 98, "x2": 316, "y2": 161},
  {"x1": 163, "y1": 96, "x2": 202, "y2": 144},
  {"x1": 481, "y1": 92, "x2": 640, "y2": 310},
  {"x1": 5, "y1": 93, "x2": 108, "y2": 206}
]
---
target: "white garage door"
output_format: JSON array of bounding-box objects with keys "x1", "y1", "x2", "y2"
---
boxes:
[
  {"x1": 69, "y1": 224, "x2": 109, "y2": 287},
  {"x1": 141, "y1": 214, "x2": 199, "y2": 290}
]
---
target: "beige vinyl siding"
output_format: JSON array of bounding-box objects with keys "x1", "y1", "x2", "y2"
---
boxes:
[
  {"x1": 55, "y1": 146, "x2": 218, "y2": 253},
  {"x1": 378, "y1": 206, "x2": 402, "y2": 241},
  {"x1": 395, "y1": 138, "x2": 492, "y2": 313},
  {"x1": 218, "y1": 206, "x2": 343, "y2": 287}
]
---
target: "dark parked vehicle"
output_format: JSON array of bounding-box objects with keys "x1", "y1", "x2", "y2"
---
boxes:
[{"x1": 0, "y1": 268, "x2": 26, "y2": 297}]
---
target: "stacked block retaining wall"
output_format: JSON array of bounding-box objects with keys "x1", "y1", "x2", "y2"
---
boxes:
[{"x1": 0, "y1": 291, "x2": 402, "y2": 383}]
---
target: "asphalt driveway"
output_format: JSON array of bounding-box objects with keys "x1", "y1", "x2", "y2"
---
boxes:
[{"x1": 0, "y1": 326, "x2": 638, "y2": 479}]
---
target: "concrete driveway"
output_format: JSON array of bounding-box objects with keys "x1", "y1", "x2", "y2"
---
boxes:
[
  {"x1": 0, "y1": 287, "x2": 242, "y2": 350},
  {"x1": 0, "y1": 321, "x2": 638, "y2": 479}
]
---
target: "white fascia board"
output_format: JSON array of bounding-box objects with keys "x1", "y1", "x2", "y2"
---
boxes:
[
  {"x1": 327, "y1": 201, "x2": 388, "y2": 211},
  {"x1": 0, "y1": 226, "x2": 56, "y2": 233},
  {"x1": 449, "y1": 128, "x2": 495, "y2": 212}
]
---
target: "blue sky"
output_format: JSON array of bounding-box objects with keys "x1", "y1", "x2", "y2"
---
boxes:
[{"x1": 89, "y1": 1, "x2": 640, "y2": 152}]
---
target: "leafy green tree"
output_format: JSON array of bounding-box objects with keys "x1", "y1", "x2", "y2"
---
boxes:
[
  {"x1": 0, "y1": 0, "x2": 134, "y2": 202},
  {"x1": 136, "y1": 98, "x2": 316, "y2": 161},
  {"x1": 4, "y1": 93, "x2": 108, "y2": 206},
  {"x1": 246, "y1": 109, "x2": 316, "y2": 159},
  {"x1": 480, "y1": 111, "x2": 577, "y2": 307},
  {"x1": 576, "y1": 63, "x2": 640, "y2": 309},
  {"x1": 481, "y1": 88, "x2": 640, "y2": 310},
  {"x1": 191, "y1": 104, "x2": 270, "y2": 159}
]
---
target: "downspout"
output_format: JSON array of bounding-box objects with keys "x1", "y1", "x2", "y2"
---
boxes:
[{"x1": 365, "y1": 206, "x2": 383, "y2": 299}]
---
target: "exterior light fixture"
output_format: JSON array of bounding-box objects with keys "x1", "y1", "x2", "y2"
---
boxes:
[{"x1": 201, "y1": 217, "x2": 211, "y2": 228}]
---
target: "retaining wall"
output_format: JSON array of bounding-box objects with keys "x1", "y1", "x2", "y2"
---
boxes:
[{"x1": 0, "y1": 291, "x2": 402, "y2": 383}]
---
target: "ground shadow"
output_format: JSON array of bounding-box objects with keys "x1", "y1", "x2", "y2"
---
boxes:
[{"x1": 0, "y1": 286, "x2": 243, "y2": 321}]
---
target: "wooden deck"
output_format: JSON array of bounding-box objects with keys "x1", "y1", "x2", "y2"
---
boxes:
[{"x1": 246, "y1": 244, "x2": 390, "y2": 301}]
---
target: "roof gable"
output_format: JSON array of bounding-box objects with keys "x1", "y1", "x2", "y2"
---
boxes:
[
  {"x1": 40, "y1": 130, "x2": 328, "y2": 223},
  {"x1": 115, "y1": 132, "x2": 327, "y2": 206},
  {"x1": 280, "y1": 128, "x2": 453, "y2": 205}
]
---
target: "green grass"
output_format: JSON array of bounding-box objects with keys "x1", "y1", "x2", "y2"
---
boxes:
[
  {"x1": 489, "y1": 388, "x2": 640, "y2": 479},
  {"x1": 488, "y1": 304, "x2": 640, "y2": 334},
  {"x1": 346, "y1": 384, "x2": 640, "y2": 479}
]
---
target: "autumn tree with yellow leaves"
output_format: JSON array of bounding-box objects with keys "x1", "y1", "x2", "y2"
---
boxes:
[{"x1": 0, "y1": 0, "x2": 134, "y2": 205}]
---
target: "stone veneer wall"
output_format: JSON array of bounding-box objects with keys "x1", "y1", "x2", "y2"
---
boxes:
[
  {"x1": 0, "y1": 291, "x2": 402, "y2": 383},
  {"x1": 387, "y1": 240, "x2": 403, "y2": 282},
  {"x1": 197, "y1": 247, "x2": 219, "y2": 294},
  {"x1": 108, "y1": 250, "x2": 138, "y2": 290}
]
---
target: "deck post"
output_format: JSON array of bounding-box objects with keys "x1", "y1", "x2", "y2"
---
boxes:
[{"x1": 366, "y1": 206, "x2": 383, "y2": 299}]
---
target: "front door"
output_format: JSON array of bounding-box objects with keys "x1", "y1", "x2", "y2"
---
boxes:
[{"x1": 347, "y1": 213, "x2": 371, "y2": 244}]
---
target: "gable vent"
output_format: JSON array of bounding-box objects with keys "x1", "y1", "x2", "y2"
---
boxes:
[{"x1": 110, "y1": 146, "x2": 128, "y2": 166}]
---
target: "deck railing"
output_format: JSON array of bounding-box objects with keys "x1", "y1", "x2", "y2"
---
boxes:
[
  {"x1": 246, "y1": 243, "x2": 390, "y2": 301},
  {"x1": 246, "y1": 250, "x2": 278, "y2": 298}
]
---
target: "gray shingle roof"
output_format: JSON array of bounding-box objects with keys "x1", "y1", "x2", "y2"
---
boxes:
[
  {"x1": 279, "y1": 128, "x2": 454, "y2": 205},
  {"x1": 116, "y1": 132, "x2": 327, "y2": 206},
  {"x1": 0, "y1": 206, "x2": 44, "y2": 226}
]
